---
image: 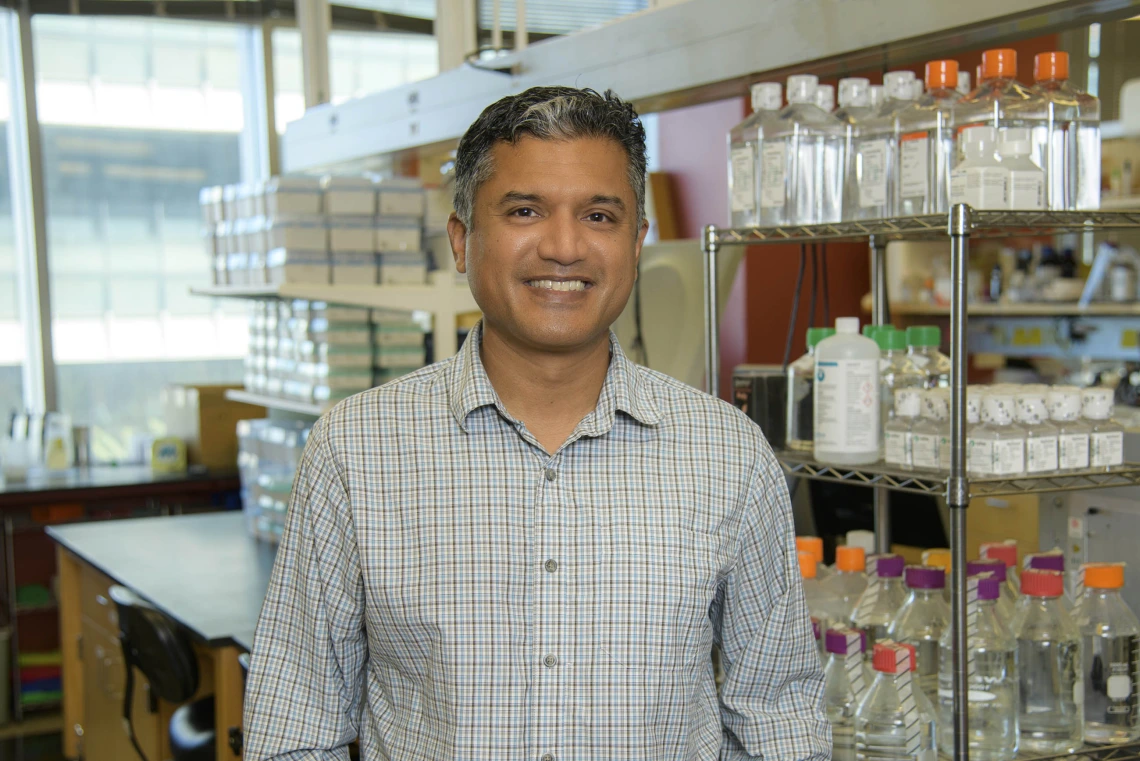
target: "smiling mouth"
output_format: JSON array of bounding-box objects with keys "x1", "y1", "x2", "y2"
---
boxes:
[{"x1": 525, "y1": 279, "x2": 591, "y2": 292}]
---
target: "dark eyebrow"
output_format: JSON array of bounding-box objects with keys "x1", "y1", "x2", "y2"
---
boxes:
[
  {"x1": 588, "y1": 194, "x2": 626, "y2": 211},
  {"x1": 497, "y1": 191, "x2": 544, "y2": 206}
]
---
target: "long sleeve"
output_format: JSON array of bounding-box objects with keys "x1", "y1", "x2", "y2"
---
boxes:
[
  {"x1": 243, "y1": 418, "x2": 368, "y2": 761},
  {"x1": 715, "y1": 446, "x2": 831, "y2": 760}
]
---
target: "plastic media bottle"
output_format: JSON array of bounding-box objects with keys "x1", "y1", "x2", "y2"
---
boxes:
[
  {"x1": 850, "y1": 71, "x2": 916, "y2": 220},
  {"x1": 911, "y1": 389, "x2": 950, "y2": 471},
  {"x1": 854, "y1": 641, "x2": 938, "y2": 761},
  {"x1": 884, "y1": 389, "x2": 921, "y2": 469},
  {"x1": 1048, "y1": 385, "x2": 1091, "y2": 471},
  {"x1": 975, "y1": 393, "x2": 1026, "y2": 477},
  {"x1": 1016, "y1": 389, "x2": 1059, "y2": 474},
  {"x1": 999, "y1": 128, "x2": 1046, "y2": 210},
  {"x1": 957, "y1": 48, "x2": 1038, "y2": 134},
  {"x1": 1074, "y1": 563, "x2": 1140, "y2": 744},
  {"x1": 897, "y1": 60, "x2": 960, "y2": 216},
  {"x1": 759, "y1": 75, "x2": 844, "y2": 226},
  {"x1": 878, "y1": 329, "x2": 925, "y2": 431},
  {"x1": 980, "y1": 540, "x2": 1021, "y2": 596},
  {"x1": 1031, "y1": 51, "x2": 1101, "y2": 210},
  {"x1": 815, "y1": 84, "x2": 836, "y2": 113},
  {"x1": 889, "y1": 566, "x2": 950, "y2": 705},
  {"x1": 798, "y1": 535, "x2": 832, "y2": 580},
  {"x1": 824, "y1": 546, "x2": 870, "y2": 620},
  {"x1": 825, "y1": 627, "x2": 872, "y2": 761},
  {"x1": 904, "y1": 326, "x2": 951, "y2": 389},
  {"x1": 1082, "y1": 386, "x2": 1125, "y2": 469},
  {"x1": 869, "y1": 85, "x2": 886, "y2": 112},
  {"x1": 836, "y1": 78, "x2": 875, "y2": 224},
  {"x1": 785, "y1": 327, "x2": 835, "y2": 452},
  {"x1": 814, "y1": 318, "x2": 881, "y2": 466},
  {"x1": 851, "y1": 554, "x2": 908, "y2": 655},
  {"x1": 936, "y1": 574, "x2": 1019, "y2": 760},
  {"x1": 728, "y1": 83, "x2": 783, "y2": 228},
  {"x1": 969, "y1": 559, "x2": 1018, "y2": 624},
  {"x1": 950, "y1": 126, "x2": 1009, "y2": 210},
  {"x1": 923, "y1": 549, "x2": 952, "y2": 603},
  {"x1": 1012, "y1": 569, "x2": 1083, "y2": 755},
  {"x1": 966, "y1": 387, "x2": 989, "y2": 476}
]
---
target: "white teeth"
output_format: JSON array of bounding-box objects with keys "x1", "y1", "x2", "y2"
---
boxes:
[{"x1": 529, "y1": 280, "x2": 586, "y2": 292}]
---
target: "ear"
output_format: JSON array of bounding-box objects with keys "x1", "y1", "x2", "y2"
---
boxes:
[
  {"x1": 447, "y1": 212, "x2": 469, "y2": 274},
  {"x1": 633, "y1": 217, "x2": 650, "y2": 272}
]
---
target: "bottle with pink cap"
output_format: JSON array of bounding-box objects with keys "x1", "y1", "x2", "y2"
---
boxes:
[
  {"x1": 888, "y1": 565, "x2": 949, "y2": 706},
  {"x1": 824, "y1": 627, "x2": 872, "y2": 761},
  {"x1": 854, "y1": 641, "x2": 937, "y2": 761},
  {"x1": 980, "y1": 539, "x2": 1021, "y2": 595},
  {"x1": 850, "y1": 553, "x2": 908, "y2": 657}
]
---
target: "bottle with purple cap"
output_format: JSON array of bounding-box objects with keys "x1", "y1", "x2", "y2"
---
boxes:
[
  {"x1": 850, "y1": 553, "x2": 908, "y2": 657},
  {"x1": 824, "y1": 627, "x2": 872, "y2": 761},
  {"x1": 968, "y1": 558, "x2": 1017, "y2": 623},
  {"x1": 936, "y1": 573, "x2": 1019, "y2": 760},
  {"x1": 888, "y1": 565, "x2": 949, "y2": 705}
]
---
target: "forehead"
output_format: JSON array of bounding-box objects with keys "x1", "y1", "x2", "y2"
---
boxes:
[{"x1": 480, "y1": 136, "x2": 632, "y2": 197}]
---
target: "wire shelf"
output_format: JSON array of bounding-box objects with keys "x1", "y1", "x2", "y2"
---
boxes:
[
  {"x1": 713, "y1": 209, "x2": 1140, "y2": 246},
  {"x1": 1021, "y1": 741, "x2": 1140, "y2": 760},
  {"x1": 775, "y1": 451, "x2": 1140, "y2": 498}
]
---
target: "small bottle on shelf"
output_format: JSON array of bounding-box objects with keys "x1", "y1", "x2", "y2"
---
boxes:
[
  {"x1": 797, "y1": 535, "x2": 832, "y2": 580},
  {"x1": 966, "y1": 386, "x2": 990, "y2": 476},
  {"x1": 1082, "y1": 386, "x2": 1125, "y2": 469},
  {"x1": 998, "y1": 127, "x2": 1046, "y2": 210},
  {"x1": 814, "y1": 318, "x2": 881, "y2": 466},
  {"x1": 1048, "y1": 385, "x2": 1091, "y2": 471},
  {"x1": 910, "y1": 389, "x2": 949, "y2": 471},
  {"x1": 785, "y1": 327, "x2": 835, "y2": 451},
  {"x1": 854, "y1": 642, "x2": 938, "y2": 761},
  {"x1": 968, "y1": 558, "x2": 1018, "y2": 623},
  {"x1": 1016, "y1": 388, "x2": 1059, "y2": 474},
  {"x1": 950, "y1": 126, "x2": 1009, "y2": 210},
  {"x1": 878, "y1": 328, "x2": 925, "y2": 430},
  {"x1": 904, "y1": 326, "x2": 951, "y2": 388},
  {"x1": 884, "y1": 388, "x2": 921, "y2": 470},
  {"x1": 727, "y1": 82, "x2": 784, "y2": 228},
  {"x1": 974, "y1": 392, "x2": 1026, "y2": 477}
]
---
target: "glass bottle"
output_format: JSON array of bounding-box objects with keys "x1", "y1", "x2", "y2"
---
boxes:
[
  {"x1": 851, "y1": 553, "x2": 908, "y2": 656},
  {"x1": 1074, "y1": 562, "x2": 1140, "y2": 744},
  {"x1": 974, "y1": 392, "x2": 1026, "y2": 477},
  {"x1": 854, "y1": 641, "x2": 937, "y2": 761},
  {"x1": 1048, "y1": 385, "x2": 1091, "y2": 471},
  {"x1": 727, "y1": 82, "x2": 783, "y2": 227},
  {"x1": 896, "y1": 60, "x2": 960, "y2": 216},
  {"x1": 797, "y1": 535, "x2": 832, "y2": 580},
  {"x1": 878, "y1": 328, "x2": 925, "y2": 432},
  {"x1": 1082, "y1": 386, "x2": 1125, "y2": 469},
  {"x1": 825, "y1": 626, "x2": 872, "y2": 761},
  {"x1": 1012, "y1": 569, "x2": 1083, "y2": 755},
  {"x1": 836, "y1": 77, "x2": 875, "y2": 224},
  {"x1": 824, "y1": 546, "x2": 869, "y2": 621},
  {"x1": 888, "y1": 565, "x2": 949, "y2": 706},
  {"x1": 911, "y1": 389, "x2": 949, "y2": 472},
  {"x1": 966, "y1": 385, "x2": 990, "y2": 477},
  {"x1": 785, "y1": 327, "x2": 835, "y2": 451},
  {"x1": 904, "y1": 326, "x2": 951, "y2": 388},
  {"x1": 884, "y1": 388, "x2": 921, "y2": 469},
  {"x1": 937, "y1": 574, "x2": 1020, "y2": 760},
  {"x1": 968, "y1": 558, "x2": 1018, "y2": 624},
  {"x1": 1016, "y1": 389, "x2": 1059, "y2": 474}
]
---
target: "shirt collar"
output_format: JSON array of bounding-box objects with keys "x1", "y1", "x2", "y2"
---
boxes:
[{"x1": 448, "y1": 321, "x2": 663, "y2": 433}]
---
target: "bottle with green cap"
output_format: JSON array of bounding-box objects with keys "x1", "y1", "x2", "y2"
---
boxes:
[
  {"x1": 904, "y1": 325, "x2": 951, "y2": 388},
  {"x1": 878, "y1": 328, "x2": 925, "y2": 430},
  {"x1": 786, "y1": 326, "x2": 837, "y2": 451}
]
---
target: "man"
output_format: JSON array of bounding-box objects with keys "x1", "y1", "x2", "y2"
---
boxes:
[{"x1": 244, "y1": 86, "x2": 829, "y2": 760}]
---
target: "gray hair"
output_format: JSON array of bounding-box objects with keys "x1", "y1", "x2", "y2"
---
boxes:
[{"x1": 453, "y1": 87, "x2": 647, "y2": 228}]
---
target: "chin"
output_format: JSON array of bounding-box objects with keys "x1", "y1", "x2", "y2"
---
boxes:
[{"x1": 511, "y1": 320, "x2": 606, "y2": 352}]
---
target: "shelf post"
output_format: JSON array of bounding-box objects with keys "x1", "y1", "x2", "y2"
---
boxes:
[
  {"x1": 947, "y1": 203, "x2": 972, "y2": 761},
  {"x1": 870, "y1": 235, "x2": 890, "y2": 553},
  {"x1": 703, "y1": 225, "x2": 720, "y2": 398}
]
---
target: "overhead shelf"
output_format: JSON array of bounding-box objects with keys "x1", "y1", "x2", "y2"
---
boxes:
[
  {"x1": 891, "y1": 301, "x2": 1140, "y2": 317},
  {"x1": 224, "y1": 389, "x2": 326, "y2": 417},
  {"x1": 776, "y1": 450, "x2": 1140, "y2": 498}
]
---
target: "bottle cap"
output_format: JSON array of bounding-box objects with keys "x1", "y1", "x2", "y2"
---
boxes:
[
  {"x1": 967, "y1": 558, "x2": 1007, "y2": 581},
  {"x1": 1047, "y1": 386, "x2": 1083, "y2": 422},
  {"x1": 872, "y1": 553, "x2": 905, "y2": 578},
  {"x1": 982, "y1": 48, "x2": 1018, "y2": 80},
  {"x1": 796, "y1": 535, "x2": 825, "y2": 563},
  {"x1": 980, "y1": 541, "x2": 1018, "y2": 571},
  {"x1": 922, "y1": 548, "x2": 951, "y2": 571},
  {"x1": 1021, "y1": 568, "x2": 1065, "y2": 597},
  {"x1": 998, "y1": 128, "x2": 1033, "y2": 158},
  {"x1": 806, "y1": 327, "x2": 835, "y2": 349},
  {"x1": 825, "y1": 626, "x2": 866, "y2": 655},
  {"x1": 787, "y1": 74, "x2": 819, "y2": 104},
  {"x1": 814, "y1": 84, "x2": 835, "y2": 112},
  {"x1": 1081, "y1": 386, "x2": 1115, "y2": 420},
  {"x1": 982, "y1": 393, "x2": 1016, "y2": 426},
  {"x1": 894, "y1": 388, "x2": 923, "y2": 418},
  {"x1": 880, "y1": 329, "x2": 908, "y2": 352},
  {"x1": 798, "y1": 550, "x2": 817, "y2": 580},
  {"x1": 960, "y1": 125, "x2": 998, "y2": 157},
  {"x1": 838, "y1": 77, "x2": 871, "y2": 108},
  {"x1": 957, "y1": 71, "x2": 972, "y2": 96},
  {"x1": 884, "y1": 70, "x2": 917, "y2": 101},
  {"x1": 869, "y1": 85, "x2": 885, "y2": 110},
  {"x1": 846, "y1": 530, "x2": 876, "y2": 554},
  {"x1": 863, "y1": 324, "x2": 885, "y2": 339},
  {"x1": 1034, "y1": 51, "x2": 1069, "y2": 82},
  {"x1": 836, "y1": 545, "x2": 866, "y2": 572},
  {"x1": 835, "y1": 316, "x2": 861, "y2": 335},
  {"x1": 925, "y1": 60, "x2": 959, "y2": 90},
  {"x1": 872, "y1": 641, "x2": 916, "y2": 674},
  {"x1": 975, "y1": 574, "x2": 1002, "y2": 601},
  {"x1": 905, "y1": 565, "x2": 946, "y2": 590},
  {"x1": 1084, "y1": 562, "x2": 1125, "y2": 590},
  {"x1": 905, "y1": 325, "x2": 941, "y2": 348},
  {"x1": 1015, "y1": 391, "x2": 1049, "y2": 425},
  {"x1": 1025, "y1": 551, "x2": 1065, "y2": 573},
  {"x1": 922, "y1": 389, "x2": 950, "y2": 422},
  {"x1": 750, "y1": 82, "x2": 783, "y2": 111}
]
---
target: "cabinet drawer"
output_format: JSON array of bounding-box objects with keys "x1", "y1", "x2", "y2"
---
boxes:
[{"x1": 80, "y1": 566, "x2": 120, "y2": 638}]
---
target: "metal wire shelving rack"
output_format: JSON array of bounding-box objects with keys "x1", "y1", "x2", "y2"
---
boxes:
[{"x1": 701, "y1": 207, "x2": 1140, "y2": 761}]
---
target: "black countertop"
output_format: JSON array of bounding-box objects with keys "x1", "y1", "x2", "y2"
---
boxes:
[{"x1": 48, "y1": 512, "x2": 275, "y2": 651}]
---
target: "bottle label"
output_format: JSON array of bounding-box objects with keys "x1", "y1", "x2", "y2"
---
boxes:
[
  {"x1": 992, "y1": 438, "x2": 1025, "y2": 475},
  {"x1": 858, "y1": 139, "x2": 888, "y2": 208},
  {"x1": 967, "y1": 437, "x2": 994, "y2": 475},
  {"x1": 1091, "y1": 431, "x2": 1124, "y2": 467},
  {"x1": 1059, "y1": 433, "x2": 1090, "y2": 470},
  {"x1": 1026, "y1": 435, "x2": 1059, "y2": 473},
  {"x1": 730, "y1": 145, "x2": 756, "y2": 212},
  {"x1": 1009, "y1": 169, "x2": 1045, "y2": 210},
  {"x1": 884, "y1": 429, "x2": 907, "y2": 466},
  {"x1": 951, "y1": 166, "x2": 1008, "y2": 210},
  {"x1": 938, "y1": 434, "x2": 951, "y2": 470},
  {"x1": 760, "y1": 142, "x2": 787, "y2": 209},
  {"x1": 1084, "y1": 635, "x2": 1139, "y2": 727},
  {"x1": 814, "y1": 359, "x2": 880, "y2": 452},
  {"x1": 899, "y1": 133, "x2": 930, "y2": 200},
  {"x1": 912, "y1": 433, "x2": 939, "y2": 469}
]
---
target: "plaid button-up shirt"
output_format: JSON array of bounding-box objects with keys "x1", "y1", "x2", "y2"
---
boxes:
[{"x1": 244, "y1": 322, "x2": 829, "y2": 760}]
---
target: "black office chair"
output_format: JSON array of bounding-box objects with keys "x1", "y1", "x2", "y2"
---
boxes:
[{"x1": 110, "y1": 585, "x2": 217, "y2": 761}]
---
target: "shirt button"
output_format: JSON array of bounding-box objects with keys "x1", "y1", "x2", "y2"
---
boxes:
[
  {"x1": 544, "y1": 559, "x2": 558, "y2": 573},
  {"x1": 544, "y1": 468, "x2": 557, "y2": 482},
  {"x1": 543, "y1": 653, "x2": 558, "y2": 668},
  {"x1": 541, "y1": 755, "x2": 554, "y2": 761}
]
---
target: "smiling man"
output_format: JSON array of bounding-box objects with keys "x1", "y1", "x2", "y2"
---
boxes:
[{"x1": 243, "y1": 87, "x2": 829, "y2": 761}]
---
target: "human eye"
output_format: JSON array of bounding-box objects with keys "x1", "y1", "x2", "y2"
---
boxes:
[
  {"x1": 586, "y1": 211, "x2": 614, "y2": 223},
  {"x1": 510, "y1": 207, "x2": 537, "y2": 217}
]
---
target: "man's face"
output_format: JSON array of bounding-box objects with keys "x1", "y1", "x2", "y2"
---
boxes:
[{"x1": 448, "y1": 135, "x2": 649, "y2": 354}]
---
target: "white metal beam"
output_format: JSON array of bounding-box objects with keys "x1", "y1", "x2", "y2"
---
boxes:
[
  {"x1": 297, "y1": 0, "x2": 331, "y2": 108},
  {"x1": 436, "y1": 0, "x2": 478, "y2": 72},
  {"x1": 239, "y1": 20, "x2": 281, "y2": 180}
]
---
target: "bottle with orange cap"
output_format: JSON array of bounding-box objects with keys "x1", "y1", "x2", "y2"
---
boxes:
[
  {"x1": 957, "y1": 48, "x2": 1037, "y2": 131},
  {"x1": 895, "y1": 60, "x2": 961, "y2": 216},
  {"x1": 822, "y1": 544, "x2": 869, "y2": 619},
  {"x1": 798, "y1": 547, "x2": 847, "y2": 652},
  {"x1": 854, "y1": 641, "x2": 937, "y2": 761},
  {"x1": 796, "y1": 535, "x2": 832, "y2": 580},
  {"x1": 1073, "y1": 562, "x2": 1140, "y2": 743},
  {"x1": 1030, "y1": 50, "x2": 1101, "y2": 211}
]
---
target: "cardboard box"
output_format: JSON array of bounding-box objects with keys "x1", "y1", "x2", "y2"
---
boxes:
[{"x1": 162, "y1": 384, "x2": 266, "y2": 471}]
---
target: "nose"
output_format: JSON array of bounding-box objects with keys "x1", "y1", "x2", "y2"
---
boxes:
[{"x1": 535, "y1": 208, "x2": 587, "y2": 266}]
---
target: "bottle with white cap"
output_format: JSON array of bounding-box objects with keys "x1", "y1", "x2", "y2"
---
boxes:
[
  {"x1": 966, "y1": 386, "x2": 990, "y2": 476},
  {"x1": 1016, "y1": 387, "x2": 1059, "y2": 473},
  {"x1": 950, "y1": 126, "x2": 1009, "y2": 209},
  {"x1": 848, "y1": 71, "x2": 917, "y2": 220},
  {"x1": 835, "y1": 78, "x2": 875, "y2": 224},
  {"x1": 815, "y1": 83, "x2": 836, "y2": 113},
  {"x1": 869, "y1": 85, "x2": 886, "y2": 111},
  {"x1": 999, "y1": 127, "x2": 1046, "y2": 210},
  {"x1": 975, "y1": 392, "x2": 1026, "y2": 476},
  {"x1": 759, "y1": 74, "x2": 844, "y2": 226},
  {"x1": 728, "y1": 82, "x2": 783, "y2": 228},
  {"x1": 1083, "y1": 386, "x2": 1124, "y2": 468},
  {"x1": 813, "y1": 317, "x2": 881, "y2": 466},
  {"x1": 911, "y1": 390, "x2": 950, "y2": 471},
  {"x1": 1048, "y1": 385, "x2": 1091, "y2": 471},
  {"x1": 885, "y1": 388, "x2": 921, "y2": 469}
]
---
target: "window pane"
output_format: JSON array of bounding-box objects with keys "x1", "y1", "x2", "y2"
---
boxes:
[
  {"x1": 0, "y1": 24, "x2": 24, "y2": 419},
  {"x1": 34, "y1": 16, "x2": 246, "y2": 460}
]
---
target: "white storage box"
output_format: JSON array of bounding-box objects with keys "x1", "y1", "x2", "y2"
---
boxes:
[
  {"x1": 376, "y1": 178, "x2": 426, "y2": 218},
  {"x1": 330, "y1": 220, "x2": 376, "y2": 253},
  {"x1": 311, "y1": 304, "x2": 371, "y2": 323},
  {"x1": 266, "y1": 247, "x2": 330, "y2": 285},
  {"x1": 379, "y1": 264, "x2": 427, "y2": 286},
  {"x1": 323, "y1": 176, "x2": 377, "y2": 216},
  {"x1": 264, "y1": 176, "x2": 323, "y2": 217},
  {"x1": 374, "y1": 220, "x2": 422, "y2": 252},
  {"x1": 199, "y1": 186, "x2": 225, "y2": 227},
  {"x1": 265, "y1": 216, "x2": 328, "y2": 252},
  {"x1": 332, "y1": 253, "x2": 378, "y2": 285}
]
